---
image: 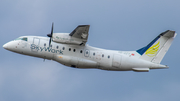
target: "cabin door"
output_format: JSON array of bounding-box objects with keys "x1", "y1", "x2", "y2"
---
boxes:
[
  {"x1": 112, "y1": 55, "x2": 121, "y2": 68},
  {"x1": 32, "y1": 38, "x2": 40, "y2": 52}
]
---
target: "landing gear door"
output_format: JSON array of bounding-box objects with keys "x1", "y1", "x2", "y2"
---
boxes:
[
  {"x1": 112, "y1": 55, "x2": 122, "y2": 68},
  {"x1": 32, "y1": 38, "x2": 40, "y2": 52}
]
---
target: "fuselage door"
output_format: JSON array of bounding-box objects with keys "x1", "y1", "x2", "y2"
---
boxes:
[
  {"x1": 112, "y1": 55, "x2": 122, "y2": 68},
  {"x1": 32, "y1": 38, "x2": 40, "y2": 52}
]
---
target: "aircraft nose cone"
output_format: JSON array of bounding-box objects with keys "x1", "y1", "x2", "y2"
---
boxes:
[{"x1": 3, "y1": 43, "x2": 8, "y2": 49}]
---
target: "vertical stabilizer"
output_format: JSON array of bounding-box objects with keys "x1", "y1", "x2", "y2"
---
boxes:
[{"x1": 136, "y1": 30, "x2": 176, "y2": 64}]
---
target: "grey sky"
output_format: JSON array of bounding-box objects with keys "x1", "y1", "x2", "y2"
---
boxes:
[{"x1": 1, "y1": 0, "x2": 180, "y2": 101}]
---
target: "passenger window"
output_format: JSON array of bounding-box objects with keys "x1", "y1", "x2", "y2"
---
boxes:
[
  {"x1": 86, "y1": 51, "x2": 88, "y2": 54},
  {"x1": 102, "y1": 54, "x2": 104, "y2": 57},
  {"x1": 108, "y1": 55, "x2": 110, "y2": 58},
  {"x1": 44, "y1": 43, "x2": 46, "y2": 46},
  {"x1": 62, "y1": 47, "x2": 65, "y2": 50},
  {"x1": 80, "y1": 50, "x2": 83, "y2": 53},
  {"x1": 56, "y1": 46, "x2": 59, "y2": 49},
  {"x1": 69, "y1": 48, "x2": 71, "y2": 51},
  {"x1": 73, "y1": 49, "x2": 76, "y2": 52},
  {"x1": 93, "y1": 53, "x2": 95, "y2": 56}
]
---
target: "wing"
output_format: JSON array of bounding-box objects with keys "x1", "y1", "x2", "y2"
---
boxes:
[{"x1": 69, "y1": 25, "x2": 90, "y2": 45}]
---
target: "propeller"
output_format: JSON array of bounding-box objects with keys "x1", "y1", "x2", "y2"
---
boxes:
[{"x1": 47, "y1": 23, "x2": 54, "y2": 46}]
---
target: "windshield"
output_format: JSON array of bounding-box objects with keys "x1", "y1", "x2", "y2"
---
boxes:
[{"x1": 15, "y1": 37, "x2": 28, "y2": 41}]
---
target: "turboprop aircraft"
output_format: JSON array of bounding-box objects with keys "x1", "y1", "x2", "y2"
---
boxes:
[{"x1": 3, "y1": 23, "x2": 177, "y2": 72}]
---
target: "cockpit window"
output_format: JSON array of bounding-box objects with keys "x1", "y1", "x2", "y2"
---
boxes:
[
  {"x1": 15, "y1": 38, "x2": 21, "y2": 40},
  {"x1": 22, "y1": 37, "x2": 27, "y2": 41},
  {"x1": 15, "y1": 37, "x2": 28, "y2": 41}
]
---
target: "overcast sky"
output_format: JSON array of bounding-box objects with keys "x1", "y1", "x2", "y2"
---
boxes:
[{"x1": 1, "y1": 0, "x2": 180, "y2": 101}]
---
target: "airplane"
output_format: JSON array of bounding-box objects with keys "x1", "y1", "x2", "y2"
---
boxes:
[{"x1": 3, "y1": 23, "x2": 177, "y2": 72}]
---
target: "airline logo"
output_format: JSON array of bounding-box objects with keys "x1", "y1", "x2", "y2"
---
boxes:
[
  {"x1": 145, "y1": 41, "x2": 160, "y2": 57},
  {"x1": 30, "y1": 44, "x2": 63, "y2": 54}
]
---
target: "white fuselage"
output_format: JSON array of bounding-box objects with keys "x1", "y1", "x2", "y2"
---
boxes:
[{"x1": 3, "y1": 35, "x2": 167, "y2": 71}]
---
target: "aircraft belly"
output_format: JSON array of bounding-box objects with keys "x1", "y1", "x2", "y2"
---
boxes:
[
  {"x1": 78, "y1": 59, "x2": 98, "y2": 68},
  {"x1": 54, "y1": 55, "x2": 98, "y2": 68},
  {"x1": 120, "y1": 56, "x2": 156, "y2": 70}
]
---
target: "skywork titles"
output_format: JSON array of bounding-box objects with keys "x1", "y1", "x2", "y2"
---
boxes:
[{"x1": 30, "y1": 44, "x2": 63, "y2": 54}]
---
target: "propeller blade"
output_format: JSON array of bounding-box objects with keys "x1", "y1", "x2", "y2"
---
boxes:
[
  {"x1": 51, "y1": 22, "x2": 54, "y2": 36},
  {"x1": 49, "y1": 37, "x2": 52, "y2": 46},
  {"x1": 47, "y1": 23, "x2": 54, "y2": 37},
  {"x1": 47, "y1": 22, "x2": 54, "y2": 47}
]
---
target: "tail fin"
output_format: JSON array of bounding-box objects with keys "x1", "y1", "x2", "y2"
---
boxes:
[{"x1": 136, "y1": 30, "x2": 176, "y2": 64}]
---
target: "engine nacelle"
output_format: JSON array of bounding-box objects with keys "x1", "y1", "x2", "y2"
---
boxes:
[{"x1": 52, "y1": 33, "x2": 85, "y2": 45}]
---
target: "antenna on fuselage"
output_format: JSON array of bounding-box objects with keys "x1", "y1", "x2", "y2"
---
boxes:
[{"x1": 47, "y1": 22, "x2": 54, "y2": 47}]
